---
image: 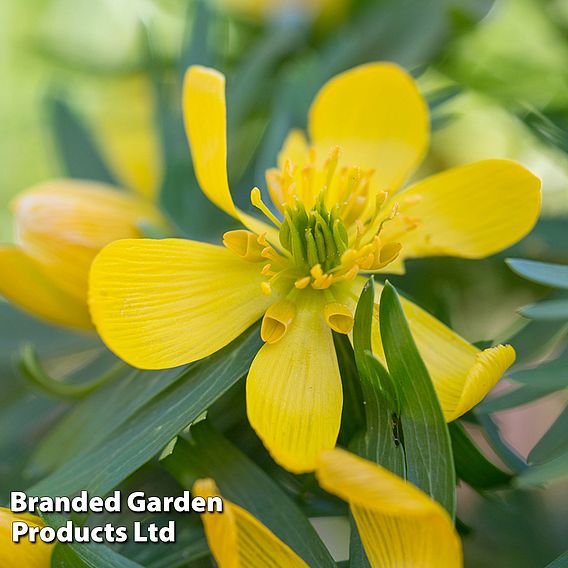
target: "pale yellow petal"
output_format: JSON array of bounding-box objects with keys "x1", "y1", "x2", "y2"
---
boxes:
[
  {"x1": 277, "y1": 129, "x2": 310, "y2": 171},
  {"x1": 0, "y1": 507, "x2": 53, "y2": 568},
  {"x1": 371, "y1": 282, "x2": 515, "y2": 421},
  {"x1": 89, "y1": 238, "x2": 272, "y2": 369},
  {"x1": 12, "y1": 180, "x2": 167, "y2": 304},
  {"x1": 182, "y1": 66, "x2": 280, "y2": 244},
  {"x1": 0, "y1": 246, "x2": 92, "y2": 330},
  {"x1": 309, "y1": 62, "x2": 429, "y2": 191},
  {"x1": 246, "y1": 291, "x2": 342, "y2": 473},
  {"x1": 384, "y1": 159, "x2": 541, "y2": 263},
  {"x1": 316, "y1": 449, "x2": 462, "y2": 568},
  {"x1": 193, "y1": 479, "x2": 308, "y2": 568}
]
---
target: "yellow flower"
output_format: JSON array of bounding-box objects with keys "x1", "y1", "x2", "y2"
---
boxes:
[
  {"x1": 0, "y1": 180, "x2": 167, "y2": 330},
  {"x1": 0, "y1": 507, "x2": 53, "y2": 567},
  {"x1": 89, "y1": 62, "x2": 540, "y2": 472},
  {"x1": 192, "y1": 479, "x2": 308, "y2": 567},
  {"x1": 316, "y1": 448, "x2": 462, "y2": 567},
  {"x1": 192, "y1": 448, "x2": 462, "y2": 567}
]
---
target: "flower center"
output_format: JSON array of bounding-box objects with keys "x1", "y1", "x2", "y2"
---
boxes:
[{"x1": 223, "y1": 144, "x2": 422, "y2": 339}]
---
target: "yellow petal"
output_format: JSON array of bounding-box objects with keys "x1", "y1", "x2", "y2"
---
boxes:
[
  {"x1": 246, "y1": 291, "x2": 342, "y2": 473},
  {"x1": 182, "y1": 66, "x2": 279, "y2": 243},
  {"x1": 316, "y1": 449, "x2": 462, "y2": 568},
  {"x1": 0, "y1": 245, "x2": 92, "y2": 330},
  {"x1": 89, "y1": 238, "x2": 272, "y2": 369},
  {"x1": 277, "y1": 129, "x2": 310, "y2": 171},
  {"x1": 193, "y1": 479, "x2": 308, "y2": 568},
  {"x1": 309, "y1": 62, "x2": 429, "y2": 191},
  {"x1": 0, "y1": 507, "x2": 53, "y2": 568},
  {"x1": 384, "y1": 159, "x2": 541, "y2": 262},
  {"x1": 12, "y1": 180, "x2": 167, "y2": 305},
  {"x1": 371, "y1": 282, "x2": 515, "y2": 421}
]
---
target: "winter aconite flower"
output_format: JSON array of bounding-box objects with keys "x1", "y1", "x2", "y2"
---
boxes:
[
  {"x1": 0, "y1": 180, "x2": 167, "y2": 330},
  {"x1": 316, "y1": 448, "x2": 462, "y2": 567},
  {"x1": 192, "y1": 479, "x2": 308, "y2": 567},
  {"x1": 89, "y1": 63, "x2": 540, "y2": 472},
  {"x1": 0, "y1": 508, "x2": 53, "y2": 567},
  {"x1": 193, "y1": 448, "x2": 462, "y2": 567}
]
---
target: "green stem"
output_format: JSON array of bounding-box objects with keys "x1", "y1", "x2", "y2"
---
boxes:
[{"x1": 18, "y1": 344, "x2": 126, "y2": 400}]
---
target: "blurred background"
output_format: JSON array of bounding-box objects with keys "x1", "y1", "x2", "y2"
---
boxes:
[{"x1": 1, "y1": 0, "x2": 567, "y2": 566}]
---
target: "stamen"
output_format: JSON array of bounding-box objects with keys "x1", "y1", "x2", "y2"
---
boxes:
[
  {"x1": 261, "y1": 300, "x2": 297, "y2": 344},
  {"x1": 260, "y1": 282, "x2": 272, "y2": 295},
  {"x1": 223, "y1": 230, "x2": 265, "y2": 262},
  {"x1": 323, "y1": 303, "x2": 354, "y2": 334},
  {"x1": 294, "y1": 276, "x2": 311, "y2": 289},
  {"x1": 251, "y1": 187, "x2": 282, "y2": 227}
]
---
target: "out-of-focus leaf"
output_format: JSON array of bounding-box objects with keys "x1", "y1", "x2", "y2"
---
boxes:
[
  {"x1": 477, "y1": 384, "x2": 561, "y2": 413},
  {"x1": 449, "y1": 422, "x2": 512, "y2": 489},
  {"x1": 29, "y1": 324, "x2": 262, "y2": 497},
  {"x1": 507, "y1": 259, "x2": 568, "y2": 290},
  {"x1": 521, "y1": 109, "x2": 568, "y2": 154},
  {"x1": 546, "y1": 551, "x2": 568, "y2": 568},
  {"x1": 163, "y1": 422, "x2": 337, "y2": 568},
  {"x1": 379, "y1": 281, "x2": 456, "y2": 515},
  {"x1": 475, "y1": 413, "x2": 527, "y2": 474},
  {"x1": 516, "y1": 452, "x2": 568, "y2": 487},
  {"x1": 511, "y1": 350, "x2": 568, "y2": 389},
  {"x1": 520, "y1": 299, "x2": 568, "y2": 321},
  {"x1": 529, "y1": 406, "x2": 568, "y2": 466},
  {"x1": 48, "y1": 95, "x2": 117, "y2": 185},
  {"x1": 48, "y1": 514, "x2": 143, "y2": 568}
]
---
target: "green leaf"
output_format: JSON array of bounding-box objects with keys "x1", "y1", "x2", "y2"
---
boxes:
[
  {"x1": 546, "y1": 551, "x2": 568, "y2": 568},
  {"x1": 379, "y1": 281, "x2": 456, "y2": 516},
  {"x1": 47, "y1": 514, "x2": 143, "y2": 568},
  {"x1": 449, "y1": 422, "x2": 512, "y2": 489},
  {"x1": 28, "y1": 324, "x2": 262, "y2": 498},
  {"x1": 477, "y1": 383, "x2": 561, "y2": 413},
  {"x1": 163, "y1": 422, "x2": 337, "y2": 568},
  {"x1": 516, "y1": 452, "x2": 568, "y2": 487},
  {"x1": 519, "y1": 299, "x2": 568, "y2": 321},
  {"x1": 351, "y1": 278, "x2": 405, "y2": 474},
  {"x1": 507, "y1": 259, "x2": 568, "y2": 290},
  {"x1": 511, "y1": 351, "x2": 568, "y2": 389},
  {"x1": 48, "y1": 95, "x2": 117, "y2": 185},
  {"x1": 529, "y1": 406, "x2": 568, "y2": 465}
]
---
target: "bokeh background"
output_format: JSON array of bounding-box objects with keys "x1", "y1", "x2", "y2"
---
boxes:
[{"x1": 1, "y1": 0, "x2": 567, "y2": 566}]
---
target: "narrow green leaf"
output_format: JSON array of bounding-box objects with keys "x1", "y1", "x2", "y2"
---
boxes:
[
  {"x1": 163, "y1": 422, "x2": 337, "y2": 568},
  {"x1": 47, "y1": 514, "x2": 143, "y2": 568},
  {"x1": 379, "y1": 281, "x2": 455, "y2": 516},
  {"x1": 29, "y1": 325, "x2": 262, "y2": 497},
  {"x1": 519, "y1": 299, "x2": 568, "y2": 321},
  {"x1": 48, "y1": 95, "x2": 117, "y2": 184},
  {"x1": 449, "y1": 422, "x2": 512, "y2": 489},
  {"x1": 477, "y1": 384, "x2": 561, "y2": 413},
  {"x1": 511, "y1": 350, "x2": 568, "y2": 389},
  {"x1": 516, "y1": 452, "x2": 568, "y2": 487},
  {"x1": 507, "y1": 259, "x2": 568, "y2": 290},
  {"x1": 529, "y1": 405, "x2": 568, "y2": 465},
  {"x1": 545, "y1": 550, "x2": 568, "y2": 568},
  {"x1": 351, "y1": 278, "x2": 405, "y2": 473}
]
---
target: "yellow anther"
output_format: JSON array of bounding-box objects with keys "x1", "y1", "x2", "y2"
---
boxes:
[
  {"x1": 261, "y1": 263, "x2": 274, "y2": 276},
  {"x1": 260, "y1": 282, "x2": 272, "y2": 295},
  {"x1": 323, "y1": 303, "x2": 354, "y2": 334},
  {"x1": 261, "y1": 300, "x2": 297, "y2": 344},
  {"x1": 310, "y1": 264, "x2": 324, "y2": 279},
  {"x1": 342, "y1": 264, "x2": 359, "y2": 281},
  {"x1": 251, "y1": 187, "x2": 282, "y2": 227},
  {"x1": 223, "y1": 230, "x2": 265, "y2": 262},
  {"x1": 257, "y1": 233, "x2": 269, "y2": 246},
  {"x1": 379, "y1": 242, "x2": 402, "y2": 266},
  {"x1": 294, "y1": 276, "x2": 311, "y2": 289}
]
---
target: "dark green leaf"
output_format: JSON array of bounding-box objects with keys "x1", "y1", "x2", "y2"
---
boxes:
[
  {"x1": 449, "y1": 422, "x2": 512, "y2": 489},
  {"x1": 47, "y1": 95, "x2": 117, "y2": 184},
  {"x1": 29, "y1": 324, "x2": 262, "y2": 497},
  {"x1": 507, "y1": 259, "x2": 568, "y2": 290},
  {"x1": 379, "y1": 281, "x2": 455, "y2": 515},
  {"x1": 163, "y1": 422, "x2": 337, "y2": 568},
  {"x1": 47, "y1": 514, "x2": 142, "y2": 568}
]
